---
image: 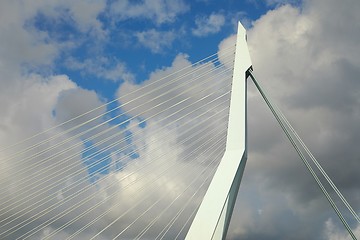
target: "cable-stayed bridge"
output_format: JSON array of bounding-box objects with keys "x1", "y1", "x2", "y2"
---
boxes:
[{"x1": 0, "y1": 22, "x2": 358, "y2": 240}]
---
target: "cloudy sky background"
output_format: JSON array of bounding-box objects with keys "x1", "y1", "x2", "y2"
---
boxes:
[{"x1": 0, "y1": 0, "x2": 359, "y2": 239}]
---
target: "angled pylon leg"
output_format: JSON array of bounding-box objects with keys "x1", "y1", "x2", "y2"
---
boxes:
[{"x1": 185, "y1": 22, "x2": 252, "y2": 240}]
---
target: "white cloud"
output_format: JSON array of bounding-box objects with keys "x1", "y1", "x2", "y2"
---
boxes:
[
  {"x1": 0, "y1": 74, "x2": 131, "y2": 239},
  {"x1": 227, "y1": 0, "x2": 360, "y2": 239},
  {"x1": 0, "y1": 0, "x2": 107, "y2": 83},
  {"x1": 116, "y1": 52, "x2": 232, "y2": 122},
  {"x1": 110, "y1": 0, "x2": 189, "y2": 25},
  {"x1": 0, "y1": 1, "x2": 117, "y2": 238},
  {"x1": 0, "y1": 74, "x2": 76, "y2": 144},
  {"x1": 0, "y1": 75, "x2": 94, "y2": 240},
  {"x1": 323, "y1": 219, "x2": 360, "y2": 240},
  {"x1": 111, "y1": 46, "x2": 234, "y2": 238},
  {"x1": 62, "y1": 0, "x2": 107, "y2": 36},
  {"x1": 117, "y1": 51, "x2": 232, "y2": 155},
  {"x1": 218, "y1": 34, "x2": 237, "y2": 69},
  {"x1": 135, "y1": 29, "x2": 176, "y2": 53},
  {"x1": 1, "y1": 0, "x2": 360, "y2": 239},
  {"x1": 0, "y1": 10, "x2": 231, "y2": 236},
  {"x1": 26, "y1": 0, "x2": 107, "y2": 36},
  {"x1": 66, "y1": 57, "x2": 135, "y2": 82},
  {"x1": 192, "y1": 13, "x2": 225, "y2": 37},
  {"x1": 0, "y1": 2, "x2": 57, "y2": 80}
]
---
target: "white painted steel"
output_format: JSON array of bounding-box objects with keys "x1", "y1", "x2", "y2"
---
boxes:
[{"x1": 185, "y1": 22, "x2": 252, "y2": 240}]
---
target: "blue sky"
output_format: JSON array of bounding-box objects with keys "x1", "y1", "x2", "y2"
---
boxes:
[
  {"x1": 22, "y1": 0, "x2": 278, "y2": 185},
  {"x1": 1, "y1": 0, "x2": 360, "y2": 239},
  {"x1": 29, "y1": 0, "x2": 280, "y2": 99}
]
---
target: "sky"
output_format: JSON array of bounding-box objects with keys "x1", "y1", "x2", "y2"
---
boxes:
[{"x1": 0, "y1": 0, "x2": 360, "y2": 239}]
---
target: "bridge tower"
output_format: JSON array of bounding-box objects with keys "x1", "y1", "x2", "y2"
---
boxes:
[{"x1": 186, "y1": 22, "x2": 252, "y2": 240}]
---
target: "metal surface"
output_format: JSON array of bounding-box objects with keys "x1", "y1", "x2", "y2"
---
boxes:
[{"x1": 185, "y1": 22, "x2": 252, "y2": 240}]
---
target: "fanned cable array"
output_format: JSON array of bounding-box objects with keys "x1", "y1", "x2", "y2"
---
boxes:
[
  {"x1": 249, "y1": 70, "x2": 359, "y2": 240},
  {"x1": 0, "y1": 44, "x2": 236, "y2": 239}
]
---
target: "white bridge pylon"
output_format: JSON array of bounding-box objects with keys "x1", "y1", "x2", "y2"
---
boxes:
[{"x1": 186, "y1": 22, "x2": 252, "y2": 240}]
